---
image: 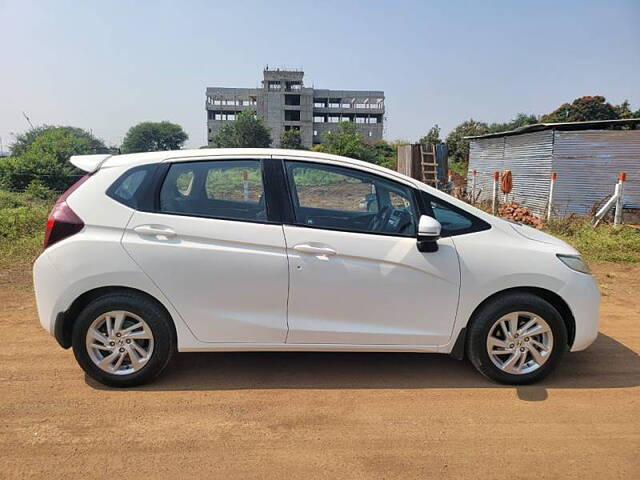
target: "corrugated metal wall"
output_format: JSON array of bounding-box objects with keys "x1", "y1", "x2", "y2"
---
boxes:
[
  {"x1": 467, "y1": 131, "x2": 554, "y2": 215},
  {"x1": 552, "y1": 130, "x2": 640, "y2": 216},
  {"x1": 397, "y1": 145, "x2": 413, "y2": 178},
  {"x1": 467, "y1": 137, "x2": 504, "y2": 203},
  {"x1": 467, "y1": 128, "x2": 640, "y2": 217}
]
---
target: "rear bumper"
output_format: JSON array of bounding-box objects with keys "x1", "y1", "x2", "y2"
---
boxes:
[
  {"x1": 33, "y1": 252, "x2": 64, "y2": 336},
  {"x1": 559, "y1": 272, "x2": 600, "y2": 352}
]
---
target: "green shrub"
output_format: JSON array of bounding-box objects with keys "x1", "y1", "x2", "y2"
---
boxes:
[
  {"x1": 544, "y1": 218, "x2": 640, "y2": 263},
  {"x1": 0, "y1": 189, "x2": 52, "y2": 266},
  {"x1": 0, "y1": 126, "x2": 106, "y2": 191}
]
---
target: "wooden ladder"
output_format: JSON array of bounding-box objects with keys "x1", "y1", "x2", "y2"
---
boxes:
[{"x1": 420, "y1": 144, "x2": 438, "y2": 188}]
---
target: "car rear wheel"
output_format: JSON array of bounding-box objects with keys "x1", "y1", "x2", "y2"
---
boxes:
[
  {"x1": 72, "y1": 293, "x2": 175, "y2": 387},
  {"x1": 466, "y1": 292, "x2": 567, "y2": 385}
]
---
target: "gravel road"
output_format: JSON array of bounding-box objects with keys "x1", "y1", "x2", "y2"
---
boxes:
[{"x1": 1, "y1": 263, "x2": 638, "y2": 479}]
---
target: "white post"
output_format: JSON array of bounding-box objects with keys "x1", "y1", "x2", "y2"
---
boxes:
[
  {"x1": 242, "y1": 170, "x2": 249, "y2": 202},
  {"x1": 492, "y1": 171, "x2": 499, "y2": 215},
  {"x1": 471, "y1": 169, "x2": 477, "y2": 204},
  {"x1": 614, "y1": 172, "x2": 626, "y2": 226},
  {"x1": 547, "y1": 172, "x2": 556, "y2": 221}
]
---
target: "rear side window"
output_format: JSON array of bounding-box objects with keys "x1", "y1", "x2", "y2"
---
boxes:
[
  {"x1": 107, "y1": 165, "x2": 154, "y2": 208},
  {"x1": 159, "y1": 160, "x2": 267, "y2": 222}
]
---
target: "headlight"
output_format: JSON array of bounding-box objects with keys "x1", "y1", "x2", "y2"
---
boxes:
[{"x1": 556, "y1": 254, "x2": 591, "y2": 274}]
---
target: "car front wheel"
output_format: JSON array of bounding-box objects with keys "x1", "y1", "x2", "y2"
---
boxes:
[
  {"x1": 466, "y1": 292, "x2": 568, "y2": 385},
  {"x1": 71, "y1": 293, "x2": 175, "y2": 387}
]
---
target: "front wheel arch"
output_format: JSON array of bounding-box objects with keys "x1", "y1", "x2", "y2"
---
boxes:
[
  {"x1": 55, "y1": 286, "x2": 177, "y2": 349},
  {"x1": 465, "y1": 287, "x2": 576, "y2": 349}
]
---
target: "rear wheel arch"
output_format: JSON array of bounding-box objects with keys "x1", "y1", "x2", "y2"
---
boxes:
[
  {"x1": 56, "y1": 286, "x2": 177, "y2": 349},
  {"x1": 465, "y1": 287, "x2": 576, "y2": 349}
]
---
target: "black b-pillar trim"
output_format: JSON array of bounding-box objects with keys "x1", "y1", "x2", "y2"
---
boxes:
[{"x1": 262, "y1": 158, "x2": 295, "y2": 224}]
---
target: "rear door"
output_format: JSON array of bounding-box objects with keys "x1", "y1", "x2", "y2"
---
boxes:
[
  {"x1": 281, "y1": 160, "x2": 461, "y2": 346},
  {"x1": 122, "y1": 157, "x2": 289, "y2": 344}
]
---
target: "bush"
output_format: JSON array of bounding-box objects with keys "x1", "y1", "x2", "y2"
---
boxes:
[
  {"x1": 0, "y1": 126, "x2": 106, "y2": 191},
  {"x1": 0, "y1": 189, "x2": 53, "y2": 266},
  {"x1": 544, "y1": 218, "x2": 640, "y2": 263}
]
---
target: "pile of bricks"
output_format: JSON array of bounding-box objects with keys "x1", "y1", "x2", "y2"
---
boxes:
[{"x1": 498, "y1": 201, "x2": 544, "y2": 229}]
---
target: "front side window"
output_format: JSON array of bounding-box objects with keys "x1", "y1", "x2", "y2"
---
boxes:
[
  {"x1": 285, "y1": 161, "x2": 417, "y2": 237},
  {"x1": 423, "y1": 192, "x2": 490, "y2": 237},
  {"x1": 160, "y1": 160, "x2": 267, "y2": 222}
]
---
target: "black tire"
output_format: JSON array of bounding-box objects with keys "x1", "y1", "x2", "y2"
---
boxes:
[
  {"x1": 466, "y1": 292, "x2": 568, "y2": 385},
  {"x1": 71, "y1": 292, "x2": 175, "y2": 387}
]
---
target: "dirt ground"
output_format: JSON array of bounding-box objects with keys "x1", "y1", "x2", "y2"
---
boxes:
[{"x1": 0, "y1": 263, "x2": 638, "y2": 479}]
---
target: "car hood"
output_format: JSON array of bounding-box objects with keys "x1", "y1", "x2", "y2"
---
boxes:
[{"x1": 505, "y1": 220, "x2": 575, "y2": 249}]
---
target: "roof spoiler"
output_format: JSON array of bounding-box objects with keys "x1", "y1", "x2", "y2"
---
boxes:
[{"x1": 69, "y1": 154, "x2": 112, "y2": 173}]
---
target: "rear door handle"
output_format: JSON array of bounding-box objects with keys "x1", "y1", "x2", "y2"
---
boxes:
[
  {"x1": 134, "y1": 225, "x2": 177, "y2": 239},
  {"x1": 292, "y1": 243, "x2": 337, "y2": 256}
]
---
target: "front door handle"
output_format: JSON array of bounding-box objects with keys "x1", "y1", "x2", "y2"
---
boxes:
[
  {"x1": 134, "y1": 225, "x2": 177, "y2": 239},
  {"x1": 292, "y1": 243, "x2": 337, "y2": 256}
]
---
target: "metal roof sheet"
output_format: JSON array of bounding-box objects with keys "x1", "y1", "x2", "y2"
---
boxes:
[{"x1": 466, "y1": 118, "x2": 640, "y2": 140}]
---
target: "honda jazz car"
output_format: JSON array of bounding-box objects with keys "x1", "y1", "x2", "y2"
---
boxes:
[{"x1": 33, "y1": 149, "x2": 600, "y2": 387}]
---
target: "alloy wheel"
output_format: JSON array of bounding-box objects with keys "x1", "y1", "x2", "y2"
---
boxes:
[
  {"x1": 486, "y1": 311, "x2": 554, "y2": 375},
  {"x1": 85, "y1": 310, "x2": 154, "y2": 375}
]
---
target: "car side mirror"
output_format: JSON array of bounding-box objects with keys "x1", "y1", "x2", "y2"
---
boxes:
[{"x1": 417, "y1": 215, "x2": 441, "y2": 252}]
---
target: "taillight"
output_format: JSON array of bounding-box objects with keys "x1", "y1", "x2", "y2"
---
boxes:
[{"x1": 43, "y1": 175, "x2": 89, "y2": 249}]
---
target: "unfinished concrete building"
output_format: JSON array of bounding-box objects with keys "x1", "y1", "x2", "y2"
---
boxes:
[{"x1": 206, "y1": 68, "x2": 384, "y2": 148}]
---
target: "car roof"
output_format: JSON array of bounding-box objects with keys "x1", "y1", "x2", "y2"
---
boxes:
[{"x1": 100, "y1": 148, "x2": 419, "y2": 187}]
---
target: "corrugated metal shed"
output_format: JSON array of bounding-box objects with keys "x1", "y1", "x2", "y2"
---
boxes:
[
  {"x1": 468, "y1": 131, "x2": 553, "y2": 214},
  {"x1": 552, "y1": 130, "x2": 640, "y2": 215},
  {"x1": 467, "y1": 122, "x2": 640, "y2": 218}
]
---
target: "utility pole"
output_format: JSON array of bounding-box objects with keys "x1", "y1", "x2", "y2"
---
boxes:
[{"x1": 22, "y1": 112, "x2": 34, "y2": 129}]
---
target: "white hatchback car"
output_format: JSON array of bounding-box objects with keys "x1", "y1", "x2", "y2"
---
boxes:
[{"x1": 33, "y1": 149, "x2": 599, "y2": 387}]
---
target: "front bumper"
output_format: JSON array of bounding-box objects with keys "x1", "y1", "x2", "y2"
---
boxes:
[{"x1": 558, "y1": 272, "x2": 601, "y2": 352}]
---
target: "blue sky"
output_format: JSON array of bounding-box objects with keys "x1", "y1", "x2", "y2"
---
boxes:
[{"x1": 1, "y1": 0, "x2": 638, "y2": 149}]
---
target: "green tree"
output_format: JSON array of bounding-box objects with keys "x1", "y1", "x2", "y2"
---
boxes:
[
  {"x1": 488, "y1": 113, "x2": 538, "y2": 133},
  {"x1": 419, "y1": 124, "x2": 442, "y2": 145},
  {"x1": 540, "y1": 96, "x2": 619, "y2": 123},
  {"x1": 10, "y1": 125, "x2": 107, "y2": 157},
  {"x1": 317, "y1": 121, "x2": 378, "y2": 163},
  {"x1": 445, "y1": 119, "x2": 489, "y2": 164},
  {"x1": 0, "y1": 126, "x2": 108, "y2": 191},
  {"x1": 212, "y1": 111, "x2": 272, "y2": 148},
  {"x1": 280, "y1": 129, "x2": 305, "y2": 150},
  {"x1": 614, "y1": 100, "x2": 640, "y2": 119},
  {"x1": 371, "y1": 140, "x2": 397, "y2": 170},
  {"x1": 121, "y1": 121, "x2": 188, "y2": 153}
]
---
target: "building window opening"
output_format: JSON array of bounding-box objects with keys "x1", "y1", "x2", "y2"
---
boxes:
[
  {"x1": 285, "y1": 94, "x2": 301, "y2": 106},
  {"x1": 314, "y1": 116, "x2": 325, "y2": 123},
  {"x1": 285, "y1": 110, "x2": 301, "y2": 121},
  {"x1": 268, "y1": 81, "x2": 281, "y2": 90}
]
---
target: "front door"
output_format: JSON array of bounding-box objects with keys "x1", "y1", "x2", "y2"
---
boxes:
[
  {"x1": 282, "y1": 160, "x2": 460, "y2": 346},
  {"x1": 122, "y1": 157, "x2": 289, "y2": 343}
]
